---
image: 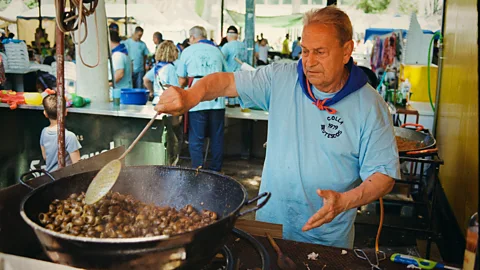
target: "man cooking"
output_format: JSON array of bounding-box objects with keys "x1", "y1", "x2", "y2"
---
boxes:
[{"x1": 154, "y1": 6, "x2": 400, "y2": 249}]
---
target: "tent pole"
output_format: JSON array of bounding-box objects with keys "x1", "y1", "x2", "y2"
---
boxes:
[
  {"x1": 55, "y1": 25, "x2": 66, "y2": 168},
  {"x1": 38, "y1": 0, "x2": 42, "y2": 29},
  {"x1": 220, "y1": 0, "x2": 224, "y2": 37},
  {"x1": 245, "y1": 0, "x2": 255, "y2": 66},
  {"x1": 124, "y1": 0, "x2": 128, "y2": 36}
]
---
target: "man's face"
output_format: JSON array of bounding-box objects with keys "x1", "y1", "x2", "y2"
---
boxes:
[
  {"x1": 133, "y1": 31, "x2": 143, "y2": 41},
  {"x1": 301, "y1": 23, "x2": 353, "y2": 90},
  {"x1": 153, "y1": 36, "x2": 159, "y2": 45},
  {"x1": 260, "y1": 39, "x2": 267, "y2": 46}
]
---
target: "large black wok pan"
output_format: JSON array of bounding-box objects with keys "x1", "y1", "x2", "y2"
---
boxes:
[
  {"x1": 394, "y1": 123, "x2": 436, "y2": 154},
  {"x1": 19, "y1": 166, "x2": 270, "y2": 269}
]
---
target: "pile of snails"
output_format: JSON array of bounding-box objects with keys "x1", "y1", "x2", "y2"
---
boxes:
[{"x1": 38, "y1": 191, "x2": 218, "y2": 238}]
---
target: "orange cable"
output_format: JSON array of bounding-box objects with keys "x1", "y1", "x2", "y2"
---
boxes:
[{"x1": 375, "y1": 197, "x2": 384, "y2": 253}]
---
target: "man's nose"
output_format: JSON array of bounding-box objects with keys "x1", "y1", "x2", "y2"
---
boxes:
[{"x1": 304, "y1": 54, "x2": 318, "y2": 68}]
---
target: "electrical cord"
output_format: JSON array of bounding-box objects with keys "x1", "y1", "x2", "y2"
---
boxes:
[
  {"x1": 427, "y1": 32, "x2": 443, "y2": 112},
  {"x1": 54, "y1": 0, "x2": 100, "y2": 68}
]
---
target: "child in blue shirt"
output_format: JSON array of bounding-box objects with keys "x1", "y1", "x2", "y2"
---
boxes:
[{"x1": 40, "y1": 94, "x2": 82, "y2": 172}]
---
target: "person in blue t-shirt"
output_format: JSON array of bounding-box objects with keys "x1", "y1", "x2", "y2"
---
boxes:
[
  {"x1": 221, "y1": 26, "x2": 246, "y2": 106},
  {"x1": 122, "y1": 26, "x2": 150, "y2": 89},
  {"x1": 143, "y1": 40, "x2": 179, "y2": 104},
  {"x1": 40, "y1": 94, "x2": 82, "y2": 172},
  {"x1": 108, "y1": 30, "x2": 132, "y2": 89},
  {"x1": 175, "y1": 25, "x2": 227, "y2": 172},
  {"x1": 292, "y1": 37, "x2": 302, "y2": 60},
  {"x1": 154, "y1": 7, "x2": 400, "y2": 249}
]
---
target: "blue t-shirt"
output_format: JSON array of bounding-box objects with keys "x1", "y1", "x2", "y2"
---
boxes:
[
  {"x1": 292, "y1": 44, "x2": 302, "y2": 58},
  {"x1": 109, "y1": 51, "x2": 133, "y2": 89},
  {"x1": 234, "y1": 62, "x2": 400, "y2": 248},
  {"x1": 145, "y1": 62, "x2": 179, "y2": 93},
  {"x1": 122, "y1": 38, "x2": 150, "y2": 73},
  {"x1": 221, "y1": 40, "x2": 247, "y2": 72},
  {"x1": 147, "y1": 61, "x2": 180, "y2": 105},
  {"x1": 176, "y1": 42, "x2": 227, "y2": 112},
  {"x1": 40, "y1": 127, "x2": 82, "y2": 172}
]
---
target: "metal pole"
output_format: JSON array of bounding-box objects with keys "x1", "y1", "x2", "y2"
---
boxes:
[
  {"x1": 245, "y1": 0, "x2": 255, "y2": 66},
  {"x1": 106, "y1": 25, "x2": 116, "y2": 89},
  {"x1": 124, "y1": 0, "x2": 128, "y2": 36},
  {"x1": 38, "y1": 0, "x2": 42, "y2": 29},
  {"x1": 432, "y1": 41, "x2": 443, "y2": 137},
  {"x1": 220, "y1": 0, "x2": 225, "y2": 38},
  {"x1": 56, "y1": 26, "x2": 66, "y2": 168}
]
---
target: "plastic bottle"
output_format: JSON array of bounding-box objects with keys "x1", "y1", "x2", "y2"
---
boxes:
[
  {"x1": 401, "y1": 78, "x2": 411, "y2": 106},
  {"x1": 464, "y1": 212, "x2": 478, "y2": 270}
]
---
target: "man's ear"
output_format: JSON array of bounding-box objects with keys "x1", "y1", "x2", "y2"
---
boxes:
[
  {"x1": 343, "y1": 40, "x2": 354, "y2": 64},
  {"x1": 43, "y1": 110, "x2": 48, "y2": 118}
]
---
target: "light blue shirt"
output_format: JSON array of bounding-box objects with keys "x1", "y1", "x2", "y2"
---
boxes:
[
  {"x1": 109, "y1": 51, "x2": 133, "y2": 89},
  {"x1": 176, "y1": 42, "x2": 227, "y2": 112},
  {"x1": 40, "y1": 127, "x2": 82, "y2": 172},
  {"x1": 234, "y1": 63, "x2": 400, "y2": 248},
  {"x1": 292, "y1": 44, "x2": 302, "y2": 58},
  {"x1": 147, "y1": 61, "x2": 180, "y2": 105},
  {"x1": 145, "y1": 62, "x2": 179, "y2": 93},
  {"x1": 221, "y1": 40, "x2": 247, "y2": 72},
  {"x1": 122, "y1": 38, "x2": 149, "y2": 73}
]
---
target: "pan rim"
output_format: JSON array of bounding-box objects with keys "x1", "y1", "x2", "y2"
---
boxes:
[
  {"x1": 19, "y1": 165, "x2": 248, "y2": 244},
  {"x1": 394, "y1": 127, "x2": 437, "y2": 153}
]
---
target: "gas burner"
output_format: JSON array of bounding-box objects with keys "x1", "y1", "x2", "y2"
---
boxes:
[{"x1": 201, "y1": 228, "x2": 270, "y2": 270}]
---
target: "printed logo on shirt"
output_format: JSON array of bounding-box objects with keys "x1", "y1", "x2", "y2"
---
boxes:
[{"x1": 321, "y1": 116, "x2": 343, "y2": 139}]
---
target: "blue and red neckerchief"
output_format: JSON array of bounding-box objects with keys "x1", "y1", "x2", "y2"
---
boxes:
[
  {"x1": 297, "y1": 57, "x2": 368, "y2": 114},
  {"x1": 112, "y1": 43, "x2": 128, "y2": 55}
]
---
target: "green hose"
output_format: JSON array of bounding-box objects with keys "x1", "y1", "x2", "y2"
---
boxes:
[{"x1": 427, "y1": 32, "x2": 443, "y2": 112}]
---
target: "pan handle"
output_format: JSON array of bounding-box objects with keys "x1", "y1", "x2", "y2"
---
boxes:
[
  {"x1": 401, "y1": 123, "x2": 424, "y2": 132},
  {"x1": 406, "y1": 148, "x2": 438, "y2": 155},
  {"x1": 18, "y1": 169, "x2": 56, "y2": 190},
  {"x1": 238, "y1": 192, "x2": 271, "y2": 217}
]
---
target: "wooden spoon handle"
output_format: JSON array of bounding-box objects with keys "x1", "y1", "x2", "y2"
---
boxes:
[
  {"x1": 119, "y1": 111, "x2": 160, "y2": 160},
  {"x1": 266, "y1": 233, "x2": 283, "y2": 256}
]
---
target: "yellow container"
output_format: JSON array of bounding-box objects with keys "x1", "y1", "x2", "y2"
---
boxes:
[
  {"x1": 23, "y1": 93, "x2": 43, "y2": 105},
  {"x1": 400, "y1": 64, "x2": 438, "y2": 103}
]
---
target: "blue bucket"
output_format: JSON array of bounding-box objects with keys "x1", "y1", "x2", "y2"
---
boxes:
[{"x1": 120, "y1": 89, "x2": 149, "y2": 105}]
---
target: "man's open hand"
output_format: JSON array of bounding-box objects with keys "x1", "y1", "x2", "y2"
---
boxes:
[{"x1": 302, "y1": 189, "x2": 347, "y2": 232}]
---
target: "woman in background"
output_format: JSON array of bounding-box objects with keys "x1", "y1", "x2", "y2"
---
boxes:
[
  {"x1": 144, "y1": 40, "x2": 179, "y2": 103},
  {"x1": 143, "y1": 40, "x2": 181, "y2": 165}
]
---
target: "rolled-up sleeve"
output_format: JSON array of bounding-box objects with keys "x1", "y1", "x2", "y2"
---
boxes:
[
  {"x1": 233, "y1": 65, "x2": 273, "y2": 111},
  {"x1": 359, "y1": 99, "x2": 400, "y2": 180}
]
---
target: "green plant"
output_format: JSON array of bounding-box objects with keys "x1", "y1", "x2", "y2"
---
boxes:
[
  {"x1": 399, "y1": 0, "x2": 418, "y2": 15},
  {"x1": 356, "y1": 0, "x2": 390, "y2": 14}
]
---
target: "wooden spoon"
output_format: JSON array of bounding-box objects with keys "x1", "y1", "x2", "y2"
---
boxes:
[{"x1": 266, "y1": 233, "x2": 297, "y2": 270}]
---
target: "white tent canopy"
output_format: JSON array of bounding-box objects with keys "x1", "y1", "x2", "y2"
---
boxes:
[
  {"x1": 157, "y1": 0, "x2": 215, "y2": 32},
  {"x1": 0, "y1": 0, "x2": 29, "y2": 28},
  {"x1": 16, "y1": 3, "x2": 174, "y2": 51},
  {"x1": 17, "y1": 3, "x2": 169, "y2": 24}
]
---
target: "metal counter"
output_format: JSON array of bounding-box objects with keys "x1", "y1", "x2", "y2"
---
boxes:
[
  {"x1": 0, "y1": 102, "x2": 171, "y2": 188},
  {"x1": 0, "y1": 101, "x2": 168, "y2": 120},
  {"x1": 0, "y1": 102, "x2": 269, "y2": 121}
]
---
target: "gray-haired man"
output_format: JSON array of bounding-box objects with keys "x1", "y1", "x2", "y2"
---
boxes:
[{"x1": 175, "y1": 26, "x2": 227, "y2": 172}]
